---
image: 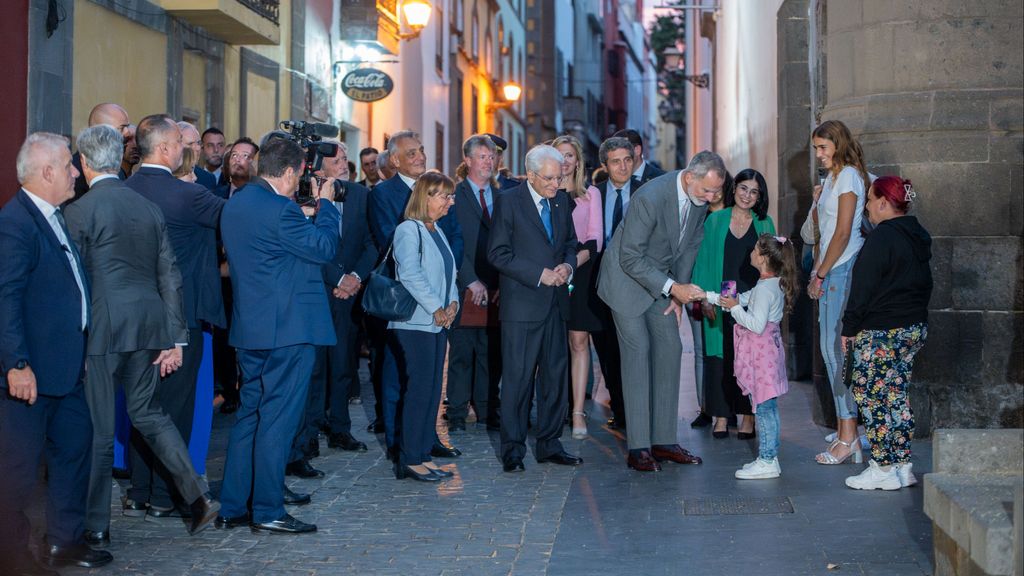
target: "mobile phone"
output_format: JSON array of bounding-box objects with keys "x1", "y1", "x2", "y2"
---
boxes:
[{"x1": 720, "y1": 280, "x2": 737, "y2": 299}]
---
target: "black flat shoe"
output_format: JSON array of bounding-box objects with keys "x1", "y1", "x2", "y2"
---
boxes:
[
  {"x1": 45, "y1": 542, "x2": 113, "y2": 569},
  {"x1": 188, "y1": 494, "x2": 220, "y2": 535},
  {"x1": 690, "y1": 412, "x2": 712, "y2": 428},
  {"x1": 215, "y1": 514, "x2": 251, "y2": 530},
  {"x1": 250, "y1": 513, "x2": 317, "y2": 534},
  {"x1": 712, "y1": 430, "x2": 729, "y2": 439},
  {"x1": 537, "y1": 451, "x2": 583, "y2": 466},
  {"x1": 431, "y1": 442, "x2": 462, "y2": 458},
  {"x1": 83, "y1": 530, "x2": 110, "y2": 548},
  {"x1": 285, "y1": 459, "x2": 325, "y2": 479},
  {"x1": 502, "y1": 460, "x2": 525, "y2": 473},
  {"x1": 397, "y1": 465, "x2": 441, "y2": 482},
  {"x1": 327, "y1": 432, "x2": 368, "y2": 452},
  {"x1": 283, "y1": 486, "x2": 311, "y2": 506},
  {"x1": 737, "y1": 430, "x2": 757, "y2": 440}
]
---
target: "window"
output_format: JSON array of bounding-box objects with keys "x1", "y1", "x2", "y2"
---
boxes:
[
  {"x1": 471, "y1": 86, "x2": 479, "y2": 134},
  {"x1": 436, "y1": 4, "x2": 444, "y2": 73},
  {"x1": 471, "y1": 3, "x2": 479, "y2": 60},
  {"x1": 435, "y1": 122, "x2": 445, "y2": 172}
]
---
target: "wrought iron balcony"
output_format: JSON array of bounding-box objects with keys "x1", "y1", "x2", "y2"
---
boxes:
[
  {"x1": 236, "y1": 0, "x2": 279, "y2": 24},
  {"x1": 160, "y1": 0, "x2": 280, "y2": 45}
]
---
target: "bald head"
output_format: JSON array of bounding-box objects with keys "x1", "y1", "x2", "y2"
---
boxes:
[{"x1": 87, "y1": 103, "x2": 131, "y2": 144}]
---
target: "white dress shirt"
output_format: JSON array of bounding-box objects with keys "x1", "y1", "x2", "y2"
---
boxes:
[{"x1": 23, "y1": 188, "x2": 88, "y2": 330}]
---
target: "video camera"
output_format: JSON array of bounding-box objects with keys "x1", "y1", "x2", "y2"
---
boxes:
[{"x1": 277, "y1": 120, "x2": 343, "y2": 205}]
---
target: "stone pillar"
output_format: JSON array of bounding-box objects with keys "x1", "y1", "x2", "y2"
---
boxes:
[{"x1": 821, "y1": 0, "x2": 1024, "y2": 435}]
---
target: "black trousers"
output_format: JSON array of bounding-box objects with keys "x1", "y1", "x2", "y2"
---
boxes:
[
  {"x1": 704, "y1": 314, "x2": 753, "y2": 418},
  {"x1": 499, "y1": 315, "x2": 568, "y2": 464},
  {"x1": 446, "y1": 326, "x2": 501, "y2": 426},
  {"x1": 591, "y1": 319, "x2": 624, "y2": 423},
  {"x1": 213, "y1": 278, "x2": 239, "y2": 403},
  {"x1": 85, "y1": 349, "x2": 206, "y2": 532},
  {"x1": 0, "y1": 381, "x2": 91, "y2": 557},
  {"x1": 129, "y1": 327, "x2": 203, "y2": 508},
  {"x1": 391, "y1": 330, "x2": 447, "y2": 466},
  {"x1": 326, "y1": 296, "x2": 361, "y2": 435}
]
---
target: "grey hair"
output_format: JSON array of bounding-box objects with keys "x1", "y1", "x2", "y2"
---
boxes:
[
  {"x1": 525, "y1": 144, "x2": 564, "y2": 174},
  {"x1": 684, "y1": 150, "x2": 727, "y2": 180},
  {"x1": 599, "y1": 137, "x2": 634, "y2": 166},
  {"x1": 376, "y1": 150, "x2": 391, "y2": 170},
  {"x1": 16, "y1": 132, "x2": 70, "y2": 184},
  {"x1": 176, "y1": 121, "x2": 199, "y2": 135},
  {"x1": 77, "y1": 125, "x2": 124, "y2": 175},
  {"x1": 462, "y1": 134, "x2": 496, "y2": 159},
  {"x1": 387, "y1": 130, "x2": 420, "y2": 157}
]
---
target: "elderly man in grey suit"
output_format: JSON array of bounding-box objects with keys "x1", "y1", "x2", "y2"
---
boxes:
[
  {"x1": 64, "y1": 125, "x2": 219, "y2": 543},
  {"x1": 597, "y1": 150, "x2": 726, "y2": 472}
]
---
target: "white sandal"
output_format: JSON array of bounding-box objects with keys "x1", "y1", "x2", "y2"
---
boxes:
[
  {"x1": 815, "y1": 437, "x2": 863, "y2": 465},
  {"x1": 571, "y1": 411, "x2": 588, "y2": 439}
]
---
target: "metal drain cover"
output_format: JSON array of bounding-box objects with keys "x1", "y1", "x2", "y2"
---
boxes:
[{"x1": 683, "y1": 496, "x2": 794, "y2": 515}]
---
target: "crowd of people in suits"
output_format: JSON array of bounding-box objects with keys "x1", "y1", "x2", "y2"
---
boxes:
[{"x1": 0, "y1": 98, "x2": 933, "y2": 574}]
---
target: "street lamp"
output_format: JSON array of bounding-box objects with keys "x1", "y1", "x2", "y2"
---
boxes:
[
  {"x1": 397, "y1": 0, "x2": 432, "y2": 40},
  {"x1": 487, "y1": 81, "x2": 523, "y2": 112},
  {"x1": 661, "y1": 46, "x2": 710, "y2": 89}
]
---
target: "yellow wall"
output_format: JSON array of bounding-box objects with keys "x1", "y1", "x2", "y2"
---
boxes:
[
  {"x1": 72, "y1": 1, "x2": 167, "y2": 130},
  {"x1": 224, "y1": 47, "x2": 241, "y2": 141},
  {"x1": 247, "y1": 0, "x2": 291, "y2": 124},
  {"x1": 182, "y1": 50, "x2": 207, "y2": 125},
  {"x1": 245, "y1": 72, "x2": 278, "y2": 139}
]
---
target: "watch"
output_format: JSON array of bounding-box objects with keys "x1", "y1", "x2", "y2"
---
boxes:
[{"x1": 14, "y1": 360, "x2": 29, "y2": 370}]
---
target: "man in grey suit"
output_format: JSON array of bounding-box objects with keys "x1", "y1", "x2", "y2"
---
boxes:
[
  {"x1": 64, "y1": 125, "x2": 219, "y2": 542},
  {"x1": 597, "y1": 150, "x2": 726, "y2": 472}
]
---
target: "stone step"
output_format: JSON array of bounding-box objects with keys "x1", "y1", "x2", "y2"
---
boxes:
[{"x1": 933, "y1": 429, "x2": 1024, "y2": 475}]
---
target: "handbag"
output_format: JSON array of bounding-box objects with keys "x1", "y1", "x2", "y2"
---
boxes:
[{"x1": 362, "y1": 229, "x2": 422, "y2": 322}]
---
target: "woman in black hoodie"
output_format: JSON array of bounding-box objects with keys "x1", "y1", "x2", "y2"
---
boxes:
[{"x1": 841, "y1": 175, "x2": 932, "y2": 491}]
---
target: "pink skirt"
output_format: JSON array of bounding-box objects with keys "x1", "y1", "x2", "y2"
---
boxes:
[{"x1": 733, "y1": 321, "x2": 789, "y2": 411}]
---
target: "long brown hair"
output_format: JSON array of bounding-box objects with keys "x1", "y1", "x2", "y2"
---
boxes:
[
  {"x1": 551, "y1": 134, "x2": 586, "y2": 199},
  {"x1": 756, "y1": 234, "x2": 798, "y2": 314},
  {"x1": 812, "y1": 120, "x2": 870, "y2": 189}
]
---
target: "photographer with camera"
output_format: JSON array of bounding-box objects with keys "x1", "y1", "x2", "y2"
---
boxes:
[{"x1": 217, "y1": 136, "x2": 339, "y2": 534}]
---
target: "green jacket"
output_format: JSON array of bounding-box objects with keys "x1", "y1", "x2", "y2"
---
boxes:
[{"x1": 691, "y1": 207, "x2": 776, "y2": 358}]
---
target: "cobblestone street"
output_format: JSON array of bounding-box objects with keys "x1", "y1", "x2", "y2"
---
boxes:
[{"x1": 39, "y1": 357, "x2": 934, "y2": 576}]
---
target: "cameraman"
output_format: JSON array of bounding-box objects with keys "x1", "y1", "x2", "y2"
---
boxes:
[{"x1": 217, "y1": 137, "x2": 339, "y2": 534}]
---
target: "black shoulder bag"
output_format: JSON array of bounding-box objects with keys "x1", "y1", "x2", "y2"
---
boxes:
[{"x1": 362, "y1": 228, "x2": 422, "y2": 322}]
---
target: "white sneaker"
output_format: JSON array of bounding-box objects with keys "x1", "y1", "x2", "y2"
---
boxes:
[
  {"x1": 845, "y1": 460, "x2": 901, "y2": 490},
  {"x1": 896, "y1": 462, "x2": 917, "y2": 487},
  {"x1": 735, "y1": 457, "x2": 781, "y2": 479}
]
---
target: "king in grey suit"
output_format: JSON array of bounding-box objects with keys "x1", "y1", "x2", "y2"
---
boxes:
[
  {"x1": 64, "y1": 125, "x2": 218, "y2": 539},
  {"x1": 597, "y1": 150, "x2": 727, "y2": 472}
]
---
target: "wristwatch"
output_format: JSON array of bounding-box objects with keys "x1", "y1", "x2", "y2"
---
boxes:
[{"x1": 14, "y1": 360, "x2": 29, "y2": 370}]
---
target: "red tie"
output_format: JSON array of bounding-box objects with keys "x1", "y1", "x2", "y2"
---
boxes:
[{"x1": 479, "y1": 188, "x2": 490, "y2": 221}]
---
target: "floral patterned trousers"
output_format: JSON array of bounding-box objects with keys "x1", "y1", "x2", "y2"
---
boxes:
[{"x1": 850, "y1": 323, "x2": 928, "y2": 465}]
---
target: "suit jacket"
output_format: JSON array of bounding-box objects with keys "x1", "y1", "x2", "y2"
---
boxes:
[
  {"x1": 595, "y1": 176, "x2": 642, "y2": 248},
  {"x1": 220, "y1": 178, "x2": 340, "y2": 350},
  {"x1": 487, "y1": 184, "x2": 577, "y2": 322},
  {"x1": 367, "y1": 173, "x2": 464, "y2": 266},
  {"x1": 598, "y1": 170, "x2": 706, "y2": 318},
  {"x1": 497, "y1": 173, "x2": 522, "y2": 192},
  {"x1": 321, "y1": 180, "x2": 376, "y2": 289},
  {"x1": 71, "y1": 151, "x2": 127, "y2": 202},
  {"x1": 637, "y1": 161, "x2": 666, "y2": 188},
  {"x1": 127, "y1": 166, "x2": 227, "y2": 329},
  {"x1": 64, "y1": 177, "x2": 188, "y2": 355},
  {"x1": 0, "y1": 190, "x2": 88, "y2": 395},
  {"x1": 194, "y1": 166, "x2": 218, "y2": 190},
  {"x1": 453, "y1": 179, "x2": 500, "y2": 292},
  {"x1": 389, "y1": 220, "x2": 460, "y2": 333}
]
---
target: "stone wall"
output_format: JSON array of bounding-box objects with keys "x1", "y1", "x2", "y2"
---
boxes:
[{"x1": 820, "y1": 0, "x2": 1024, "y2": 434}]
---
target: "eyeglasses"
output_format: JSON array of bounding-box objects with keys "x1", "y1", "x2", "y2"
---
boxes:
[
  {"x1": 531, "y1": 172, "x2": 564, "y2": 186},
  {"x1": 736, "y1": 184, "x2": 760, "y2": 197}
]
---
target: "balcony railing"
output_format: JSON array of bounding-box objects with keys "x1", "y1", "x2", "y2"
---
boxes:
[{"x1": 237, "y1": 0, "x2": 279, "y2": 24}]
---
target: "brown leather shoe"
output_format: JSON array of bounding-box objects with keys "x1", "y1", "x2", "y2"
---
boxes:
[
  {"x1": 651, "y1": 444, "x2": 703, "y2": 465},
  {"x1": 626, "y1": 450, "x2": 661, "y2": 472}
]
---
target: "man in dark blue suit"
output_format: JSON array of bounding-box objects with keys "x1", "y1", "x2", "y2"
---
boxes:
[
  {"x1": 286, "y1": 142, "x2": 374, "y2": 479},
  {"x1": 126, "y1": 115, "x2": 227, "y2": 518},
  {"x1": 488, "y1": 144, "x2": 582, "y2": 473},
  {"x1": 217, "y1": 137, "x2": 340, "y2": 534},
  {"x1": 0, "y1": 133, "x2": 113, "y2": 572},
  {"x1": 367, "y1": 130, "x2": 463, "y2": 458}
]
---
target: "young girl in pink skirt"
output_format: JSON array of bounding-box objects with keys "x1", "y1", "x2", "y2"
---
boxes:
[{"x1": 706, "y1": 234, "x2": 798, "y2": 479}]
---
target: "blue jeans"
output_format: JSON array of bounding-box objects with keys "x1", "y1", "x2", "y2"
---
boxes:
[
  {"x1": 818, "y1": 258, "x2": 857, "y2": 420},
  {"x1": 755, "y1": 397, "x2": 780, "y2": 460}
]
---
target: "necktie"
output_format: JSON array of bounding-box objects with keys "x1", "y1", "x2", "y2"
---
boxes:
[
  {"x1": 53, "y1": 208, "x2": 89, "y2": 325},
  {"x1": 611, "y1": 188, "x2": 624, "y2": 237},
  {"x1": 540, "y1": 198, "x2": 553, "y2": 243},
  {"x1": 479, "y1": 188, "x2": 490, "y2": 222},
  {"x1": 678, "y1": 198, "x2": 690, "y2": 246}
]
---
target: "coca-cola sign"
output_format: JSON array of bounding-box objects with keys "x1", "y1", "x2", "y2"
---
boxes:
[{"x1": 341, "y1": 68, "x2": 394, "y2": 103}]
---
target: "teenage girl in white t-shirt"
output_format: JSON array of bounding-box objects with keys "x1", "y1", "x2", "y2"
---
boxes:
[{"x1": 808, "y1": 120, "x2": 871, "y2": 465}]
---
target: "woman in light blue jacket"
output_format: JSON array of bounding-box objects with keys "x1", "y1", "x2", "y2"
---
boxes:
[{"x1": 387, "y1": 170, "x2": 460, "y2": 482}]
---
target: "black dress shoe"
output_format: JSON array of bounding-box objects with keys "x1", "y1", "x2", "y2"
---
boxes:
[
  {"x1": 45, "y1": 542, "x2": 114, "y2": 569},
  {"x1": 306, "y1": 437, "x2": 320, "y2": 459},
  {"x1": 690, "y1": 411, "x2": 712, "y2": 428},
  {"x1": 286, "y1": 459, "x2": 325, "y2": 479},
  {"x1": 503, "y1": 460, "x2": 525, "y2": 473},
  {"x1": 188, "y1": 494, "x2": 220, "y2": 535},
  {"x1": 283, "y1": 485, "x2": 311, "y2": 506},
  {"x1": 430, "y1": 442, "x2": 462, "y2": 458},
  {"x1": 146, "y1": 504, "x2": 192, "y2": 520},
  {"x1": 215, "y1": 514, "x2": 251, "y2": 530},
  {"x1": 250, "y1": 513, "x2": 317, "y2": 534},
  {"x1": 537, "y1": 451, "x2": 583, "y2": 466},
  {"x1": 366, "y1": 419, "x2": 386, "y2": 434},
  {"x1": 327, "y1": 432, "x2": 368, "y2": 452},
  {"x1": 83, "y1": 530, "x2": 110, "y2": 548},
  {"x1": 395, "y1": 465, "x2": 440, "y2": 482},
  {"x1": 122, "y1": 498, "x2": 148, "y2": 518}
]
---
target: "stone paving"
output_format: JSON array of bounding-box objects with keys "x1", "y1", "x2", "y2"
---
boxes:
[{"x1": 42, "y1": 356, "x2": 934, "y2": 576}]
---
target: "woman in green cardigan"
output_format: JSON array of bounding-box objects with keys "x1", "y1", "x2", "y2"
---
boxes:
[{"x1": 693, "y1": 168, "x2": 776, "y2": 439}]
